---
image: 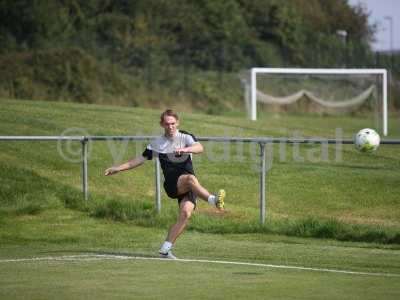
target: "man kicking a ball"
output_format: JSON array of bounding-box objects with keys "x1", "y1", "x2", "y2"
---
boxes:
[{"x1": 104, "y1": 109, "x2": 225, "y2": 259}]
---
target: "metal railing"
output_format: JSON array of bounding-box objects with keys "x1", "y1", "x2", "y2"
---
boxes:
[{"x1": 1, "y1": 135, "x2": 400, "y2": 223}]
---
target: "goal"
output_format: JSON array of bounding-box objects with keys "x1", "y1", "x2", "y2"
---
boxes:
[{"x1": 243, "y1": 68, "x2": 388, "y2": 136}]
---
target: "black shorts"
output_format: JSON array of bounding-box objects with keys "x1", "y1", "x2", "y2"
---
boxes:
[{"x1": 163, "y1": 171, "x2": 197, "y2": 207}]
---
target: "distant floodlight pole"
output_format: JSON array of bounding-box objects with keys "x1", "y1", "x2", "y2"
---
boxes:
[
  {"x1": 384, "y1": 16, "x2": 393, "y2": 52},
  {"x1": 384, "y1": 16, "x2": 394, "y2": 65}
]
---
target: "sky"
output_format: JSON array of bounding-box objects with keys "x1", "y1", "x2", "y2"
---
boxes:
[{"x1": 348, "y1": 0, "x2": 399, "y2": 51}]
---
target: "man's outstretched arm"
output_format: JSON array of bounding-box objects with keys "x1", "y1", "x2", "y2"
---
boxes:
[{"x1": 104, "y1": 155, "x2": 146, "y2": 176}]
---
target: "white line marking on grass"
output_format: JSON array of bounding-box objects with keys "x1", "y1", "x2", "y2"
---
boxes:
[{"x1": 0, "y1": 254, "x2": 399, "y2": 278}]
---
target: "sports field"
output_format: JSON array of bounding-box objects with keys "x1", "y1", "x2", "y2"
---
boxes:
[
  {"x1": 0, "y1": 99, "x2": 399, "y2": 299},
  {"x1": 1, "y1": 210, "x2": 399, "y2": 299}
]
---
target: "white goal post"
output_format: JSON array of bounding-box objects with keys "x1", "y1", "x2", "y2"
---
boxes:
[{"x1": 249, "y1": 68, "x2": 388, "y2": 136}]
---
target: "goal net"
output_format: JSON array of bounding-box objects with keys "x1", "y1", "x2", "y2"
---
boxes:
[{"x1": 242, "y1": 68, "x2": 388, "y2": 136}]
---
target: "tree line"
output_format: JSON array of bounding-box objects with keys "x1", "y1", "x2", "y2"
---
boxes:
[
  {"x1": 2, "y1": 0, "x2": 398, "y2": 110},
  {"x1": 0, "y1": 0, "x2": 375, "y2": 69}
]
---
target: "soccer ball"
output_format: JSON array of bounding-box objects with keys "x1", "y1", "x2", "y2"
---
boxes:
[{"x1": 354, "y1": 128, "x2": 380, "y2": 153}]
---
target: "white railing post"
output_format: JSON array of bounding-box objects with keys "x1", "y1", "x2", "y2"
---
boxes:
[
  {"x1": 81, "y1": 137, "x2": 89, "y2": 200},
  {"x1": 259, "y1": 143, "x2": 266, "y2": 224},
  {"x1": 155, "y1": 157, "x2": 161, "y2": 213},
  {"x1": 81, "y1": 137, "x2": 88, "y2": 201}
]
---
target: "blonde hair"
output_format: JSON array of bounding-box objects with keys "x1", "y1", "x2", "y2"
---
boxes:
[{"x1": 160, "y1": 109, "x2": 179, "y2": 124}]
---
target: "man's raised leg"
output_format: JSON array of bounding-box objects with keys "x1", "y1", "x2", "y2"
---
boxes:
[
  {"x1": 177, "y1": 174, "x2": 209, "y2": 200},
  {"x1": 176, "y1": 174, "x2": 225, "y2": 209}
]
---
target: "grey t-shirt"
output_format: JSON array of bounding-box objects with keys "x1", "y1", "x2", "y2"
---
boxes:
[{"x1": 142, "y1": 130, "x2": 199, "y2": 179}]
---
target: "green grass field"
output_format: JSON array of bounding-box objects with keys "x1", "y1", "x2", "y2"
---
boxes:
[{"x1": 0, "y1": 99, "x2": 400, "y2": 299}]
